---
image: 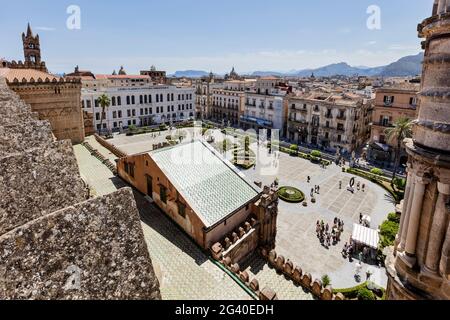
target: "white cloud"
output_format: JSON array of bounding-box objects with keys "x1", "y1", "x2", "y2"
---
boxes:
[
  {"x1": 35, "y1": 26, "x2": 56, "y2": 31},
  {"x1": 388, "y1": 44, "x2": 418, "y2": 51}
]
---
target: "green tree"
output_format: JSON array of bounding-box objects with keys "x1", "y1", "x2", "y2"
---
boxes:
[
  {"x1": 97, "y1": 94, "x2": 111, "y2": 134},
  {"x1": 321, "y1": 275, "x2": 331, "y2": 287},
  {"x1": 385, "y1": 117, "x2": 412, "y2": 181}
]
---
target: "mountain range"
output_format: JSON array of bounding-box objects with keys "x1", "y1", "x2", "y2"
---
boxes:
[{"x1": 169, "y1": 52, "x2": 423, "y2": 78}]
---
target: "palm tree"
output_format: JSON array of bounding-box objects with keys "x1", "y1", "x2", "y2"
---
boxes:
[
  {"x1": 97, "y1": 94, "x2": 111, "y2": 135},
  {"x1": 385, "y1": 117, "x2": 413, "y2": 181}
]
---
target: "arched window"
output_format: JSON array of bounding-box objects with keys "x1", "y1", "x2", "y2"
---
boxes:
[
  {"x1": 118, "y1": 96, "x2": 122, "y2": 105},
  {"x1": 112, "y1": 97, "x2": 116, "y2": 106},
  {"x1": 126, "y1": 96, "x2": 130, "y2": 105}
]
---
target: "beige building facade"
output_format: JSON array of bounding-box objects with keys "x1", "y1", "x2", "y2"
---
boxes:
[
  {"x1": 368, "y1": 85, "x2": 419, "y2": 163},
  {"x1": 287, "y1": 92, "x2": 373, "y2": 154}
]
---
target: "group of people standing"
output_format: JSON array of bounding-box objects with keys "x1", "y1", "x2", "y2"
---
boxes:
[
  {"x1": 316, "y1": 218, "x2": 344, "y2": 249},
  {"x1": 307, "y1": 176, "x2": 320, "y2": 197}
]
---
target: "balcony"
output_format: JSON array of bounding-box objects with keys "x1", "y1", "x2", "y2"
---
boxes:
[
  {"x1": 325, "y1": 114, "x2": 333, "y2": 119},
  {"x1": 336, "y1": 115, "x2": 347, "y2": 121},
  {"x1": 240, "y1": 115, "x2": 273, "y2": 127}
]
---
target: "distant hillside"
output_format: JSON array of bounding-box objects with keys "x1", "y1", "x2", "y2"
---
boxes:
[
  {"x1": 294, "y1": 63, "x2": 385, "y2": 77},
  {"x1": 379, "y1": 53, "x2": 424, "y2": 77},
  {"x1": 171, "y1": 53, "x2": 424, "y2": 78},
  {"x1": 170, "y1": 70, "x2": 209, "y2": 78},
  {"x1": 292, "y1": 53, "x2": 423, "y2": 77},
  {"x1": 251, "y1": 71, "x2": 288, "y2": 77}
]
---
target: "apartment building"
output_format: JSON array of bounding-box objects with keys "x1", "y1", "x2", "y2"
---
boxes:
[
  {"x1": 210, "y1": 80, "x2": 250, "y2": 126},
  {"x1": 287, "y1": 92, "x2": 373, "y2": 154},
  {"x1": 195, "y1": 74, "x2": 224, "y2": 120},
  {"x1": 368, "y1": 83, "x2": 419, "y2": 163},
  {"x1": 240, "y1": 77, "x2": 291, "y2": 137},
  {"x1": 78, "y1": 73, "x2": 195, "y2": 132}
]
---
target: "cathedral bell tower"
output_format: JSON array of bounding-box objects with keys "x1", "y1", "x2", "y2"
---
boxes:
[{"x1": 22, "y1": 23, "x2": 41, "y2": 64}]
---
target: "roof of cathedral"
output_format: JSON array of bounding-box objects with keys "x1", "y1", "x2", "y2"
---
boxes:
[
  {"x1": 0, "y1": 68, "x2": 59, "y2": 82},
  {"x1": 149, "y1": 140, "x2": 260, "y2": 227}
]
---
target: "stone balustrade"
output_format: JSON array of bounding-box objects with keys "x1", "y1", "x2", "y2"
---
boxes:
[{"x1": 94, "y1": 133, "x2": 127, "y2": 158}]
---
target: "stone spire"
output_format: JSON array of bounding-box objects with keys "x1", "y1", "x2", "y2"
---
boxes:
[
  {"x1": 26, "y1": 22, "x2": 33, "y2": 37},
  {"x1": 385, "y1": 0, "x2": 450, "y2": 300}
]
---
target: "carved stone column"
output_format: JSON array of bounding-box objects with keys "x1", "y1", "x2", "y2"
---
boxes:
[
  {"x1": 439, "y1": 214, "x2": 450, "y2": 279},
  {"x1": 400, "y1": 176, "x2": 430, "y2": 267},
  {"x1": 423, "y1": 182, "x2": 450, "y2": 274},
  {"x1": 397, "y1": 168, "x2": 415, "y2": 252}
]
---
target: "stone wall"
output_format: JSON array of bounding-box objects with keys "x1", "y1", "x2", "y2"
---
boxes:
[
  {"x1": 0, "y1": 77, "x2": 161, "y2": 299},
  {"x1": 94, "y1": 133, "x2": 127, "y2": 158},
  {"x1": 210, "y1": 216, "x2": 259, "y2": 264},
  {"x1": 0, "y1": 188, "x2": 160, "y2": 300},
  {"x1": 0, "y1": 140, "x2": 88, "y2": 235},
  {"x1": 6, "y1": 78, "x2": 85, "y2": 144}
]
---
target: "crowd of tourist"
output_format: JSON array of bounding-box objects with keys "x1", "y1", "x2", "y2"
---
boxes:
[{"x1": 316, "y1": 218, "x2": 344, "y2": 249}]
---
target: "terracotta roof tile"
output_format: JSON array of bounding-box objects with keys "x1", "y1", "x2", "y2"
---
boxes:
[{"x1": 0, "y1": 68, "x2": 60, "y2": 82}]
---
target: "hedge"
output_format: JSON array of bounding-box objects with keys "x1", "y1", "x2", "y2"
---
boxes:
[
  {"x1": 277, "y1": 186, "x2": 305, "y2": 203},
  {"x1": 334, "y1": 282, "x2": 384, "y2": 300},
  {"x1": 379, "y1": 213, "x2": 400, "y2": 249},
  {"x1": 333, "y1": 282, "x2": 369, "y2": 299},
  {"x1": 279, "y1": 147, "x2": 331, "y2": 166},
  {"x1": 370, "y1": 168, "x2": 384, "y2": 176},
  {"x1": 346, "y1": 168, "x2": 403, "y2": 202},
  {"x1": 311, "y1": 150, "x2": 322, "y2": 158},
  {"x1": 357, "y1": 288, "x2": 376, "y2": 300}
]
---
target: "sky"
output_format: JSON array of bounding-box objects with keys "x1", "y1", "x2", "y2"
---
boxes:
[{"x1": 0, "y1": 0, "x2": 433, "y2": 75}]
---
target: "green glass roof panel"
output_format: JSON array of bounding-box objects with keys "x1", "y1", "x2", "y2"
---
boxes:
[{"x1": 150, "y1": 140, "x2": 259, "y2": 227}]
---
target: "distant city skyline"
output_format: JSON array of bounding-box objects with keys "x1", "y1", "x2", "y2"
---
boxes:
[{"x1": 0, "y1": 0, "x2": 432, "y2": 74}]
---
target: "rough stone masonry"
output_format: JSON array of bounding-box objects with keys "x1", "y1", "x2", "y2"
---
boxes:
[{"x1": 0, "y1": 77, "x2": 161, "y2": 299}]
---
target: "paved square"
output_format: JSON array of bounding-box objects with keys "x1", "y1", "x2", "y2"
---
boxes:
[{"x1": 242, "y1": 144, "x2": 395, "y2": 289}]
